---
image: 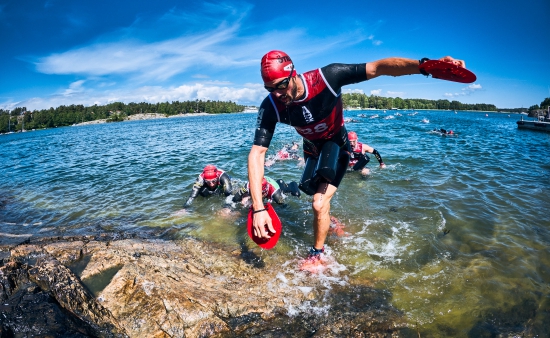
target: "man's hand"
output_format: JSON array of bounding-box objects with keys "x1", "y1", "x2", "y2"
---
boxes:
[
  {"x1": 439, "y1": 56, "x2": 466, "y2": 68},
  {"x1": 253, "y1": 209, "x2": 275, "y2": 239},
  {"x1": 184, "y1": 198, "x2": 192, "y2": 207},
  {"x1": 380, "y1": 163, "x2": 386, "y2": 169}
]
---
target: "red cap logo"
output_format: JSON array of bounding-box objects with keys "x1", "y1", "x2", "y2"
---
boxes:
[{"x1": 261, "y1": 50, "x2": 296, "y2": 83}]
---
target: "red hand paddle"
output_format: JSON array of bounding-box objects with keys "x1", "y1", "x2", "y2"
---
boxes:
[
  {"x1": 420, "y1": 60, "x2": 476, "y2": 83},
  {"x1": 247, "y1": 203, "x2": 282, "y2": 250}
]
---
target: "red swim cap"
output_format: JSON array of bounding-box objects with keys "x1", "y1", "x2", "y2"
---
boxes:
[
  {"x1": 261, "y1": 50, "x2": 296, "y2": 83},
  {"x1": 202, "y1": 165, "x2": 218, "y2": 180},
  {"x1": 348, "y1": 131, "x2": 358, "y2": 141}
]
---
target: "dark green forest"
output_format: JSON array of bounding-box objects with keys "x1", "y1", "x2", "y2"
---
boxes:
[
  {"x1": 2, "y1": 96, "x2": 548, "y2": 134},
  {"x1": 0, "y1": 100, "x2": 244, "y2": 133},
  {"x1": 341, "y1": 93, "x2": 498, "y2": 111}
]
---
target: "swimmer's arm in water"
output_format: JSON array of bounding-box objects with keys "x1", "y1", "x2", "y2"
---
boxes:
[
  {"x1": 184, "y1": 176, "x2": 203, "y2": 206},
  {"x1": 371, "y1": 149, "x2": 385, "y2": 167},
  {"x1": 362, "y1": 144, "x2": 385, "y2": 168},
  {"x1": 219, "y1": 172, "x2": 232, "y2": 196},
  {"x1": 232, "y1": 185, "x2": 249, "y2": 203},
  {"x1": 271, "y1": 189, "x2": 285, "y2": 204}
]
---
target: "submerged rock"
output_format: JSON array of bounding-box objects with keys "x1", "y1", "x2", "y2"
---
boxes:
[{"x1": 0, "y1": 234, "x2": 406, "y2": 337}]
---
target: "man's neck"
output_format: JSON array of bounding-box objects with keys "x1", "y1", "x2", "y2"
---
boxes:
[{"x1": 294, "y1": 75, "x2": 306, "y2": 101}]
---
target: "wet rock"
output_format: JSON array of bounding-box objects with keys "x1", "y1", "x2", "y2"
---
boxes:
[
  {"x1": 0, "y1": 261, "x2": 105, "y2": 337},
  {"x1": 28, "y1": 256, "x2": 127, "y2": 337},
  {"x1": 0, "y1": 234, "x2": 406, "y2": 337}
]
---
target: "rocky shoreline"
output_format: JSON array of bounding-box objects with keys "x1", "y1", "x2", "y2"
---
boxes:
[
  {"x1": 75, "y1": 112, "x2": 211, "y2": 126},
  {"x1": 0, "y1": 230, "x2": 409, "y2": 337}
]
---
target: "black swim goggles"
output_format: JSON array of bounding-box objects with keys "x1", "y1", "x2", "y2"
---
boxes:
[{"x1": 264, "y1": 66, "x2": 294, "y2": 93}]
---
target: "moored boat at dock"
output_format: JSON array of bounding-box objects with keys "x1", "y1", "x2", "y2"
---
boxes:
[{"x1": 517, "y1": 107, "x2": 550, "y2": 132}]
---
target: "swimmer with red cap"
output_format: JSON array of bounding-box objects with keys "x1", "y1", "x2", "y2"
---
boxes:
[
  {"x1": 184, "y1": 165, "x2": 233, "y2": 207},
  {"x1": 247, "y1": 50, "x2": 468, "y2": 268},
  {"x1": 233, "y1": 176, "x2": 300, "y2": 205},
  {"x1": 348, "y1": 131, "x2": 386, "y2": 176}
]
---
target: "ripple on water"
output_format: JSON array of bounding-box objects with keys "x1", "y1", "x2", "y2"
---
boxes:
[{"x1": 1, "y1": 111, "x2": 550, "y2": 336}]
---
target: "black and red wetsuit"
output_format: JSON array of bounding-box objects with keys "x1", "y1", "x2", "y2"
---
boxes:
[
  {"x1": 184, "y1": 170, "x2": 232, "y2": 206},
  {"x1": 254, "y1": 63, "x2": 368, "y2": 187},
  {"x1": 232, "y1": 177, "x2": 300, "y2": 204},
  {"x1": 349, "y1": 141, "x2": 367, "y2": 168}
]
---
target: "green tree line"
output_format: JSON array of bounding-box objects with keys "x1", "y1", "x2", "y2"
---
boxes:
[
  {"x1": 526, "y1": 97, "x2": 550, "y2": 112},
  {"x1": 0, "y1": 100, "x2": 245, "y2": 133},
  {"x1": 342, "y1": 93, "x2": 498, "y2": 111}
]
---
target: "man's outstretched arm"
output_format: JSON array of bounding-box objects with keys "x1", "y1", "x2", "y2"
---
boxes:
[{"x1": 366, "y1": 56, "x2": 465, "y2": 80}]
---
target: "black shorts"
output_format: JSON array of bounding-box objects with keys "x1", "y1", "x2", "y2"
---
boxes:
[{"x1": 302, "y1": 126, "x2": 351, "y2": 188}]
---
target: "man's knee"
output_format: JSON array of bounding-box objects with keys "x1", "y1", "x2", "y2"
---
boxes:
[{"x1": 312, "y1": 196, "x2": 330, "y2": 215}]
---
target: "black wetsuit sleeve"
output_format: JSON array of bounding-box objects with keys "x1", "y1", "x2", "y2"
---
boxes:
[
  {"x1": 372, "y1": 149, "x2": 384, "y2": 164},
  {"x1": 185, "y1": 176, "x2": 203, "y2": 206},
  {"x1": 253, "y1": 97, "x2": 278, "y2": 148},
  {"x1": 219, "y1": 173, "x2": 232, "y2": 196},
  {"x1": 233, "y1": 184, "x2": 250, "y2": 202},
  {"x1": 321, "y1": 63, "x2": 368, "y2": 91},
  {"x1": 271, "y1": 189, "x2": 285, "y2": 204},
  {"x1": 232, "y1": 190, "x2": 243, "y2": 202}
]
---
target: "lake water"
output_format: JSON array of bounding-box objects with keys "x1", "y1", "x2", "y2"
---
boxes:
[{"x1": 1, "y1": 110, "x2": 549, "y2": 336}]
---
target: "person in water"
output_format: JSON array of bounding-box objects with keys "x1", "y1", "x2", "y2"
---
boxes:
[
  {"x1": 184, "y1": 165, "x2": 232, "y2": 207},
  {"x1": 233, "y1": 176, "x2": 300, "y2": 205},
  {"x1": 433, "y1": 128, "x2": 454, "y2": 135},
  {"x1": 247, "y1": 50, "x2": 467, "y2": 267},
  {"x1": 348, "y1": 131, "x2": 386, "y2": 176},
  {"x1": 279, "y1": 141, "x2": 302, "y2": 160}
]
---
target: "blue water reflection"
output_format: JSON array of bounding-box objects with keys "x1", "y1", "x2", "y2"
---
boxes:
[{"x1": 1, "y1": 110, "x2": 549, "y2": 336}]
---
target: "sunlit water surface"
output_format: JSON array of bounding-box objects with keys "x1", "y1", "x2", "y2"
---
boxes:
[{"x1": 1, "y1": 111, "x2": 549, "y2": 336}]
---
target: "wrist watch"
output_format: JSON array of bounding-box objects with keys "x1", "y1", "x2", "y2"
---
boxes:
[{"x1": 419, "y1": 57, "x2": 430, "y2": 76}]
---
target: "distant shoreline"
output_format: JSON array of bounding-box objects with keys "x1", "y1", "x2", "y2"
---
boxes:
[{"x1": 74, "y1": 112, "x2": 212, "y2": 126}]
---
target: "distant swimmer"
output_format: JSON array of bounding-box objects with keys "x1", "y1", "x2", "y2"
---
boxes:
[
  {"x1": 432, "y1": 128, "x2": 454, "y2": 135},
  {"x1": 267, "y1": 142, "x2": 303, "y2": 167},
  {"x1": 184, "y1": 165, "x2": 232, "y2": 207},
  {"x1": 279, "y1": 141, "x2": 301, "y2": 159},
  {"x1": 233, "y1": 176, "x2": 300, "y2": 205},
  {"x1": 348, "y1": 131, "x2": 386, "y2": 176}
]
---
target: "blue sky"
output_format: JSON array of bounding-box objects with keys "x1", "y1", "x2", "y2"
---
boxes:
[{"x1": 1, "y1": 0, "x2": 548, "y2": 111}]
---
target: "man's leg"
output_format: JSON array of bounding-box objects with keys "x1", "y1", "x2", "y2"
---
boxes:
[{"x1": 311, "y1": 182, "x2": 338, "y2": 250}]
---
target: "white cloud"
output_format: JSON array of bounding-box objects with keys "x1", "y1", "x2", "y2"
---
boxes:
[
  {"x1": 8, "y1": 3, "x2": 378, "y2": 111},
  {"x1": 366, "y1": 34, "x2": 382, "y2": 46},
  {"x1": 62, "y1": 80, "x2": 86, "y2": 96},
  {"x1": 444, "y1": 83, "x2": 482, "y2": 98},
  {"x1": 387, "y1": 91, "x2": 404, "y2": 97},
  {"x1": 2, "y1": 82, "x2": 267, "y2": 111},
  {"x1": 371, "y1": 89, "x2": 382, "y2": 95},
  {"x1": 343, "y1": 88, "x2": 365, "y2": 94}
]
